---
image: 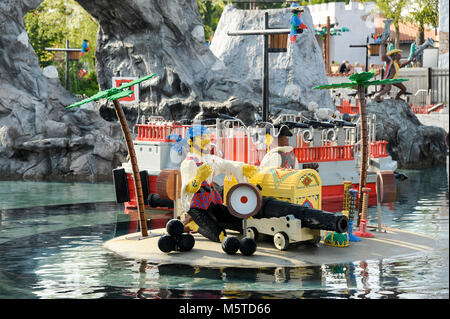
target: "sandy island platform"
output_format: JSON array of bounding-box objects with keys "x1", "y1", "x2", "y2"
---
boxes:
[{"x1": 103, "y1": 226, "x2": 439, "y2": 268}]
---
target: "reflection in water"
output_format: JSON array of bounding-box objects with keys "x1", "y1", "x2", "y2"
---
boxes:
[
  {"x1": 0, "y1": 181, "x2": 115, "y2": 210},
  {"x1": 0, "y1": 165, "x2": 448, "y2": 299}
]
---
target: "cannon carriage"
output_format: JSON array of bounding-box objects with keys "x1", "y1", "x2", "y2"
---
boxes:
[{"x1": 223, "y1": 168, "x2": 348, "y2": 250}]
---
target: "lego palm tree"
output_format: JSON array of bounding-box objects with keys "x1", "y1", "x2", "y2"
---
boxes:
[
  {"x1": 314, "y1": 72, "x2": 407, "y2": 224},
  {"x1": 67, "y1": 73, "x2": 157, "y2": 238}
]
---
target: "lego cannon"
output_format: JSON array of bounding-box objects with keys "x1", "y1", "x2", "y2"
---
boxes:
[{"x1": 224, "y1": 168, "x2": 349, "y2": 250}]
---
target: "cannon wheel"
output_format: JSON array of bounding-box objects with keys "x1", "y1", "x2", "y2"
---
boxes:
[
  {"x1": 246, "y1": 227, "x2": 259, "y2": 241},
  {"x1": 273, "y1": 232, "x2": 289, "y2": 251},
  {"x1": 226, "y1": 183, "x2": 262, "y2": 219}
]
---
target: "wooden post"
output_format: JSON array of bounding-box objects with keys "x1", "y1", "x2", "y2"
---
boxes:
[
  {"x1": 112, "y1": 99, "x2": 148, "y2": 237},
  {"x1": 45, "y1": 41, "x2": 83, "y2": 91},
  {"x1": 227, "y1": 15, "x2": 291, "y2": 122},
  {"x1": 65, "y1": 40, "x2": 70, "y2": 91},
  {"x1": 365, "y1": 36, "x2": 369, "y2": 72},
  {"x1": 325, "y1": 16, "x2": 331, "y2": 74},
  {"x1": 356, "y1": 84, "x2": 368, "y2": 225},
  {"x1": 262, "y1": 12, "x2": 269, "y2": 122}
]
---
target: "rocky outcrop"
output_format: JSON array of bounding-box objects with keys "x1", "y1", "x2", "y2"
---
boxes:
[
  {"x1": 74, "y1": 2, "x2": 332, "y2": 121},
  {"x1": 210, "y1": 5, "x2": 334, "y2": 114},
  {"x1": 0, "y1": 0, "x2": 333, "y2": 181},
  {"x1": 0, "y1": 0, "x2": 127, "y2": 181},
  {"x1": 75, "y1": 0, "x2": 263, "y2": 124},
  {"x1": 0, "y1": 1, "x2": 446, "y2": 182},
  {"x1": 367, "y1": 99, "x2": 447, "y2": 169}
]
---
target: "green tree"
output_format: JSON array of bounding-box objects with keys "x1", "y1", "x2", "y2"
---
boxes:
[
  {"x1": 406, "y1": 0, "x2": 439, "y2": 46},
  {"x1": 364, "y1": 0, "x2": 408, "y2": 49},
  {"x1": 24, "y1": 0, "x2": 67, "y2": 67},
  {"x1": 24, "y1": 0, "x2": 99, "y2": 96},
  {"x1": 197, "y1": 0, "x2": 230, "y2": 41},
  {"x1": 299, "y1": 0, "x2": 349, "y2": 5},
  {"x1": 24, "y1": 0, "x2": 98, "y2": 68}
]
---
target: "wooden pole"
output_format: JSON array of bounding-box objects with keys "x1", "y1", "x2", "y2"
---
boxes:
[
  {"x1": 262, "y1": 12, "x2": 269, "y2": 122},
  {"x1": 356, "y1": 84, "x2": 368, "y2": 225},
  {"x1": 326, "y1": 16, "x2": 331, "y2": 74},
  {"x1": 112, "y1": 99, "x2": 148, "y2": 237},
  {"x1": 65, "y1": 40, "x2": 70, "y2": 91}
]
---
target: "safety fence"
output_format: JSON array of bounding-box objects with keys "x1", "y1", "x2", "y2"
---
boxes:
[
  {"x1": 397, "y1": 67, "x2": 449, "y2": 106},
  {"x1": 136, "y1": 121, "x2": 389, "y2": 166}
]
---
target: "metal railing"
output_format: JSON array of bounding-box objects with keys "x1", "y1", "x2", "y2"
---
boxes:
[{"x1": 396, "y1": 68, "x2": 449, "y2": 106}]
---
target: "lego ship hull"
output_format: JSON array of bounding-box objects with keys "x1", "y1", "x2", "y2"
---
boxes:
[{"x1": 112, "y1": 119, "x2": 396, "y2": 225}]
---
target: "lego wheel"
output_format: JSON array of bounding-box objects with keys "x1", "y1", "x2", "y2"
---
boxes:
[
  {"x1": 245, "y1": 227, "x2": 259, "y2": 240},
  {"x1": 273, "y1": 232, "x2": 289, "y2": 251},
  {"x1": 226, "y1": 183, "x2": 262, "y2": 219}
]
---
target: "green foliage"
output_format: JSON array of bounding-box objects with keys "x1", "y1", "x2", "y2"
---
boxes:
[
  {"x1": 24, "y1": 1, "x2": 68, "y2": 67},
  {"x1": 299, "y1": 0, "x2": 349, "y2": 5},
  {"x1": 313, "y1": 71, "x2": 408, "y2": 89},
  {"x1": 58, "y1": 62, "x2": 99, "y2": 97},
  {"x1": 24, "y1": 0, "x2": 99, "y2": 96},
  {"x1": 406, "y1": 0, "x2": 439, "y2": 31},
  {"x1": 197, "y1": 0, "x2": 230, "y2": 41},
  {"x1": 361, "y1": 0, "x2": 407, "y2": 48},
  {"x1": 365, "y1": 0, "x2": 407, "y2": 24}
]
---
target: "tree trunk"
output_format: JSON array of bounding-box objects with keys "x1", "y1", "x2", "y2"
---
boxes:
[
  {"x1": 415, "y1": 25, "x2": 425, "y2": 67},
  {"x1": 394, "y1": 24, "x2": 400, "y2": 49},
  {"x1": 113, "y1": 99, "x2": 148, "y2": 237},
  {"x1": 356, "y1": 84, "x2": 368, "y2": 226}
]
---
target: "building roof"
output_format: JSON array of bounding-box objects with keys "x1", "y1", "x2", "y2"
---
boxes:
[{"x1": 374, "y1": 14, "x2": 438, "y2": 43}]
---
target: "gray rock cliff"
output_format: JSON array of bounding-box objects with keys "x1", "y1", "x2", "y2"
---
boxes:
[
  {"x1": 210, "y1": 5, "x2": 334, "y2": 114},
  {"x1": 0, "y1": 0, "x2": 446, "y2": 182},
  {"x1": 367, "y1": 99, "x2": 447, "y2": 169},
  {"x1": 0, "y1": 0, "x2": 127, "y2": 181}
]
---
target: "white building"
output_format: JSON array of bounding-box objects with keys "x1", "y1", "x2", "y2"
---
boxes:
[
  {"x1": 308, "y1": 1, "x2": 380, "y2": 67},
  {"x1": 308, "y1": 0, "x2": 439, "y2": 70},
  {"x1": 439, "y1": 0, "x2": 449, "y2": 67}
]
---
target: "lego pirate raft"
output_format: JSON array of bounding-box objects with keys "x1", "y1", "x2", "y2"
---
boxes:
[
  {"x1": 104, "y1": 166, "x2": 437, "y2": 268},
  {"x1": 66, "y1": 74, "x2": 438, "y2": 268}
]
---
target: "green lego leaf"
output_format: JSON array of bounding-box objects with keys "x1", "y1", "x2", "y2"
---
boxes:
[
  {"x1": 117, "y1": 73, "x2": 157, "y2": 90},
  {"x1": 365, "y1": 78, "x2": 408, "y2": 86},
  {"x1": 313, "y1": 73, "x2": 409, "y2": 90},
  {"x1": 65, "y1": 73, "x2": 157, "y2": 109},
  {"x1": 349, "y1": 72, "x2": 374, "y2": 83},
  {"x1": 65, "y1": 88, "x2": 119, "y2": 109},
  {"x1": 313, "y1": 82, "x2": 357, "y2": 90},
  {"x1": 107, "y1": 89, "x2": 134, "y2": 101}
]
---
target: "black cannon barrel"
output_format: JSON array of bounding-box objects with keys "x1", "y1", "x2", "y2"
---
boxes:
[
  {"x1": 279, "y1": 121, "x2": 310, "y2": 129},
  {"x1": 148, "y1": 193, "x2": 174, "y2": 209},
  {"x1": 303, "y1": 120, "x2": 336, "y2": 129},
  {"x1": 255, "y1": 197, "x2": 348, "y2": 233}
]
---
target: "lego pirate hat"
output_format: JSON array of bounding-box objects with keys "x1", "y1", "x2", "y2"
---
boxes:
[
  {"x1": 268, "y1": 124, "x2": 293, "y2": 137},
  {"x1": 290, "y1": 3, "x2": 305, "y2": 12},
  {"x1": 186, "y1": 124, "x2": 209, "y2": 140},
  {"x1": 277, "y1": 125, "x2": 293, "y2": 137},
  {"x1": 387, "y1": 49, "x2": 402, "y2": 56}
]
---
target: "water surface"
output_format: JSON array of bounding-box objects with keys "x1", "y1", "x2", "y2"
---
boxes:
[{"x1": 0, "y1": 166, "x2": 448, "y2": 299}]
